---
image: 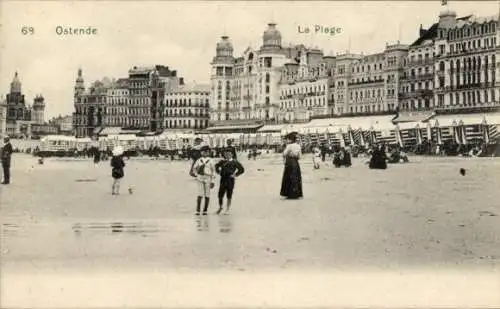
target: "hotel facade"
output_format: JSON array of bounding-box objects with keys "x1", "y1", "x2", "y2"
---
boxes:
[
  {"x1": 164, "y1": 83, "x2": 211, "y2": 130},
  {"x1": 399, "y1": 5, "x2": 499, "y2": 112},
  {"x1": 209, "y1": 5, "x2": 499, "y2": 127},
  {"x1": 210, "y1": 23, "x2": 409, "y2": 125}
]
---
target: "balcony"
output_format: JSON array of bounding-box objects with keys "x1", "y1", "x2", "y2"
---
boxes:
[
  {"x1": 400, "y1": 90, "x2": 433, "y2": 98},
  {"x1": 407, "y1": 59, "x2": 433, "y2": 67},
  {"x1": 415, "y1": 89, "x2": 434, "y2": 96},
  {"x1": 406, "y1": 73, "x2": 434, "y2": 81},
  {"x1": 348, "y1": 78, "x2": 385, "y2": 85}
]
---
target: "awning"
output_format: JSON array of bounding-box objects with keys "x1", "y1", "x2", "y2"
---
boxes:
[
  {"x1": 99, "y1": 127, "x2": 122, "y2": 135},
  {"x1": 205, "y1": 124, "x2": 263, "y2": 132},
  {"x1": 281, "y1": 123, "x2": 310, "y2": 134},
  {"x1": 433, "y1": 113, "x2": 500, "y2": 127},
  {"x1": 397, "y1": 121, "x2": 427, "y2": 130},
  {"x1": 432, "y1": 115, "x2": 461, "y2": 127},
  {"x1": 121, "y1": 129, "x2": 142, "y2": 134},
  {"x1": 257, "y1": 124, "x2": 287, "y2": 133},
  {"x1": 306, "y1": 115, "x2": 395, "y2": 131},
  {"x1": 76, "y1": 137, "x2": 91, "y2": 142},
  {"x1": 93, "y1": 127, "x2": 104, "y2": 135},
  {"x1": 393, "y1": 112, "x2": 434, "y2": 123},
  {"x1": 105, "y1": 134, "x2": 137, "y2": 141},
  {"x1": 41, "y1": 135, "x2": 76, "y2": 142}
]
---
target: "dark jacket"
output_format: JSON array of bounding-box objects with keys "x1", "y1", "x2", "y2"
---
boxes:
[
  {"x1": 110, "y1": 155, "x2": 125, "y2": 178},
  {"x1": 215, "y1": 159, "x2": 245, "y2": 180},
  {"x1": 1, "y1": 142, "x2": 13, "y2": 165}
]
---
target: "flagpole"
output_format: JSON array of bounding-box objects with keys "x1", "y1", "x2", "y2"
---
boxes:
[{"x1": 397, "y1": 22, "x2": 401, "y2": 43}]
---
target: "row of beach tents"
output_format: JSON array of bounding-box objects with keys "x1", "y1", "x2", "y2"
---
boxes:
[{"x1": 30, "y1": 113, "x2": 500, "y2": 152}]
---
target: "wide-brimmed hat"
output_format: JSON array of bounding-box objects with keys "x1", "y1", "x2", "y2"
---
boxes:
[
  {"x1": 200, "y1": 145, "x2": 210, "y2": 152},
  {"x1": 194, "y1": 137, "x2": 203, "y2": 143},
  {"x1": 284, "y1": 132, "x2": 299, "y2": 141},
  {"x1": 112, "y1": 146, "x2": 124, "y2": 156}
]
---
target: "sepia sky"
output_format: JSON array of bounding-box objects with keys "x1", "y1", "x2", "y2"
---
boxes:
[{"x1": 0, "y1": 1, "x2": 498, "y2": 118}]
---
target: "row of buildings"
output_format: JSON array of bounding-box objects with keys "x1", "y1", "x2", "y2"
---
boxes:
[
  {"x1": 72, "y1": 66, "x2": 211, "y2": 137},
  {"x1": 68, "y1": 3, "x2": 499, "y2": 137},
  {"x1": 210, "y1": 3, "x2": 499, "y2": 128}
]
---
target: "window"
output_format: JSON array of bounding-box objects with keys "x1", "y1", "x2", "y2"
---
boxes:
[{"x1": 439, "y1": 61, "x2": 445, "y2": 71}]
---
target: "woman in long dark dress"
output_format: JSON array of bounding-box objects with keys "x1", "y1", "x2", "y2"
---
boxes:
[
  {"x1": 280, "y1": 132, "x2": 303, "y2": 199},
  {"x1": 369, "y1": 144, "x2": 388, "y2": 169}
]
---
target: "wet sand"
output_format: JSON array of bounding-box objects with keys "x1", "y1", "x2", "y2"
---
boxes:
[{"x1": 1, "y1": 154, "x2": 499, "y2": 307}]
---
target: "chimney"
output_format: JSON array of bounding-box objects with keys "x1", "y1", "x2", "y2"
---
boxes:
[{"x1": 419, "y1": 24, "x2": 426, "y2": 37}]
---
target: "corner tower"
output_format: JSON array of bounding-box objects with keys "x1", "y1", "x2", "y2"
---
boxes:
[
  {"x1": 32, "y1": 95, "x2": 45, "y2": 124},
  {"x1": 210, "y1": 35, "x2": 235, "y2": 122}
]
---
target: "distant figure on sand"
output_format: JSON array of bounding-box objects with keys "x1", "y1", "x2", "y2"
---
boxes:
[
  {"x1": 110, "y1": 146, "x2": 125, "y2": 195},
  {"x1": 1, "y1": 137, "x2": 13, "y2": 185},
  {"x1": 369, "y1": 144, "x2": 388, "y2": 170},
  {"x1": 312, "y1": 144, "x2": 321, "y2": 169},
  {"x1": 280, "y1": 132, "x2": 303, "y2": 199}
]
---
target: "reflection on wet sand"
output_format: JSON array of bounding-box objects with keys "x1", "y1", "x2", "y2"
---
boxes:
[
  {"x1": 194, "y1": 214, "x2": 233, "y2": 233},
  {"x1": 71, "y1": 222, "x2": 164, "y2": 236},
  {"x1": 218, "y1": 214, "x2": 233, "y2": 233},
  {"x1": 195, "y1": 216, "x2": 209, "y2": 232},
  {"x1": 1, "y1": 223, "x2": 24, "y2": 237}
]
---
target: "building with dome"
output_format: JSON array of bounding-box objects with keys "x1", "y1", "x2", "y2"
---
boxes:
[
  {"x1": 209, "y1": 22, "x2": 408, "y2": 128},
  {"x1": 3, "y1": 72, "x2": 48, "y2": 138},
  {"x1": 210, "y1": 23, "x2": 296, "y2": 125}
]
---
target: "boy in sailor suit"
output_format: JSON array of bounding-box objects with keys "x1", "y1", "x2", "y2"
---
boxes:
[{"x1": 192, "y1": 145, "x2": 216, "y2": 216}]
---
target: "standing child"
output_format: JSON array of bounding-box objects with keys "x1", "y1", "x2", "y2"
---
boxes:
[
  {"x1": 192, "y1": 145, "x2": 216, "y2": 215},
  {"x1": 215, "y1": 150, "x2": 245, "y2": 214},
  {"x1": 110, "y1": 146, "x2": 125, "y2": 195},
  {"x1": 312, "y1": 145, "x2": 321, "y2": 169}
]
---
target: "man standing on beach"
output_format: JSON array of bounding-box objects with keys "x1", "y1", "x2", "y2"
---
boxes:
[{"x1": 1, "y1": 137, "x2": 13, "y2": 185}]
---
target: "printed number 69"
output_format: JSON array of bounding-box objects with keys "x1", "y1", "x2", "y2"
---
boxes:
[{"x1": 21, "y1": 26, "x2": 35, "y2": 35}]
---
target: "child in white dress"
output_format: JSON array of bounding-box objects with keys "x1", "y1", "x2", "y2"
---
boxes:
[{"x1": 312, "y1": 146, "x2": 321, "y2": 169}]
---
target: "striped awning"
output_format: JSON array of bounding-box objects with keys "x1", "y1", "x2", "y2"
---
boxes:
[
  {"x1": 393, "y1": 112, "x2": 434, "y2": 123},
  {"x1": 397, "y1": 121, "x2": 426, "y2": 130},
  {"x1": 306, "y1": 115, "x2": 395, "y2": 131},
  {"x1": 433, "y1": 113, "x2": 500, "y2": 127}
]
